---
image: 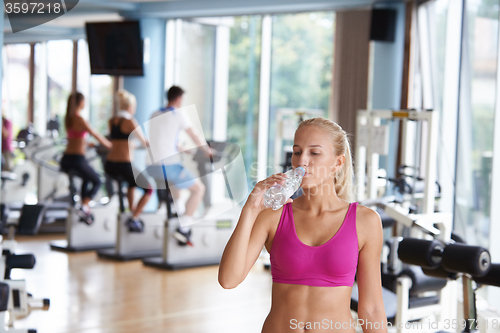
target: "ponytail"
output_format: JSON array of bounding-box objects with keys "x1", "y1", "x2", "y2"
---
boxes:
[{"x1": 65, "y1": 92, "x2": 84, "y2": 130}]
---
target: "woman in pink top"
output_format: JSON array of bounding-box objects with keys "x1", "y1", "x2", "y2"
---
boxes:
[
  {"x1": 219, "y1": 118, "x2": 387, "y2": 333},
  {"x1": 60, "y1": 92, "x2": 111, "y2": 224}
]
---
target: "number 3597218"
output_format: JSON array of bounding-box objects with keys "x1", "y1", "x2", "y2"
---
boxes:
[{"x1": 5, "y1": 2, "x2": 62, "y2": 14}]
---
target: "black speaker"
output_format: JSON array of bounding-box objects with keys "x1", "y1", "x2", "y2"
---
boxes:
[{"x1": 370, "y1": 9, "x2": 397, "y2": 42}]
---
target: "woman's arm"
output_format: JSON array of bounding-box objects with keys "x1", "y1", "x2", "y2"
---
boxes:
[
  {"x1": 356, "y1": 206, "x2": 388, "y2": 333},
  {"x1": 218, "y1": 173, "x2": 289, "y2": 289},
  {"x1": 128, "y1": 119, "x2": 148, "y2": 148},
  {"x1": 79, "y1": 117, "x2": 112, "y2": 149}
]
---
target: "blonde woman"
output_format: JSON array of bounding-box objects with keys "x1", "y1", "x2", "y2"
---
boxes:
[
  {"x1": 219, "y1": 117, "x2": 387, "y2": 333},
  {"x1": 104, "y1": 89, "x2": 153, "y2": 232}
]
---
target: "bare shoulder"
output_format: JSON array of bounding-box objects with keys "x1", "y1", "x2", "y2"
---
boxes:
[
  {"x1": 256, "y1": 206, "x2": 284, "y2": 229},
  {"x1": 355, "y1": 204, "x2": 383, "y2": 250},
  {"x1": 73, "y1": 115, "x2": 87, "y2": 129}
]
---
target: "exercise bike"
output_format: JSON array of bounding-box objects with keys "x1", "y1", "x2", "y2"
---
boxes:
[
  {"x1": 96, "y1": 175, "x2": 164, "y2": 261},
  {"x1": 143, "y1": 141, "x2": 243, "y2": 270}
]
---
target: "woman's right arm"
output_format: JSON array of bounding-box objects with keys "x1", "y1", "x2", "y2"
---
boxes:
[
  {"x1": 81, "y1": 118, "x2": 112, "y2": 149},
  {"x1": 129, "y1": 119, "x2": 149, "y2": 148},
  {"x1": 218, "y1": 173, "x2": 288, "y2": 289}
]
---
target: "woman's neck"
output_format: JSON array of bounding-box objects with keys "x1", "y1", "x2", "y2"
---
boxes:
[{"x1": 296, "y1": 184, "x2": 344, "y2": 214}]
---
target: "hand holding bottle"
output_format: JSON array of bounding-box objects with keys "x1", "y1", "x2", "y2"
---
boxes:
[
  {"x1": 263, "y1": 167, "x2": 305, "y2": 210},
  {"x1": 244, "y1": 173, "x2": 290, "y2": 212}
]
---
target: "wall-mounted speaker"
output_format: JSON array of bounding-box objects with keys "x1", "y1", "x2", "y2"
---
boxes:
[{"x1": 370, "y1": 9, "x2": 397, "y2": 42}]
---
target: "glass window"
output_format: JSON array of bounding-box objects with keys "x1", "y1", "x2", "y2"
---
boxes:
[
  {"x1": 268, "y1": 12, "x2": 335, "y2": 170},
  {"x1": 455, "y1": 0, "x2": 498, "y2": 247},
  {"x1": 47, "y1": 40, "x2": 73, "y2": 136},
  {"x1": 77, "y1": 39, "x2": 113, "y2": 136},
  {"x1": 227, "y1": 16, "x2": 262, "y2": 181},
  {"x1": 177, "y1": 20, "x2": 216, "y2": 140},
  {"x1": 34, "y1": 43, "x2": 48, "y2": 136},
  {"x1": 2, "y1": 44, "x2": 31, "y2": 134}
]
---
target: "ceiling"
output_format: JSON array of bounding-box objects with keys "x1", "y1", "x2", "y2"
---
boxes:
[{"x1": 3, "y1": 0, "x2": 399, "y2": 43}]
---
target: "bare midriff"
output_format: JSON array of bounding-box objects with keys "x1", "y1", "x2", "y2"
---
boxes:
[
  {"x1": 64, "y1": 137, "x2": 86, "y2": 156},
  {"x1": 106, "y1": 140, "x2": 132, "y2": 163},
  {"x1": 262, "y1": 283, "x2": 356, "y2": 333}
]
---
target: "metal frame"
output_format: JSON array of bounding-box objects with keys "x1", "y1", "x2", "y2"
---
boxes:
[{"x1": 355, "y1": 109, "x2": 439, "y2": 215}]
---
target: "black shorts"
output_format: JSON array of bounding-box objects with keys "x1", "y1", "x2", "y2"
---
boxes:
[{"x1": 104, "y1": 161, "x2": 152, "y2": 190}]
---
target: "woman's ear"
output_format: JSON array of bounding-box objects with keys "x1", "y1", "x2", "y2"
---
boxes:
[{"x1": 335, "y1": 155, "x2": 345, "y2": 173}]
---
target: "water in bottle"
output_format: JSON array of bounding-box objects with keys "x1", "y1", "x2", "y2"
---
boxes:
[{"x1": 263, "y1": 167, "x2": 305, "y2": 210}]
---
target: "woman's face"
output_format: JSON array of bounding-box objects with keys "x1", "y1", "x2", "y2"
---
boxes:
[{"x1": 292, "y1": 125, "x2": 344, "y2": 191}]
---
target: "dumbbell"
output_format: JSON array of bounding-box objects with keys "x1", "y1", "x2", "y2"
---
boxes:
[{"x1": 397, "y1": 238, "x2": 492, "y2": 278}]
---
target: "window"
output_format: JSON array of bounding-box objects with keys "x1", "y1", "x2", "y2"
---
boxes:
[
  {"x1": 268, "y1": 12, "x2": 335, "y2": 170},
  {"x1": 2, "y1": 44, "x2": 31, "y2": 133},
  {"x1": 455, "y1": 0, "x2": 498, "y2": 247},
  {"x1": 47, "y1": 40, "x2": 73, "y2": 136},
  {"x1": 227, "y1": 16, "x2": 262, "y2": 181},
  {"x1": 177, "y1": 20, "x2": 216, "y2": 140},
  {"x1": 77, "y1": 39, "x2": 113, "y2": 136}
]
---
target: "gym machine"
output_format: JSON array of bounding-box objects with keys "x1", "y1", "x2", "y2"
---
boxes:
[
  {"x1": 352, "y1": 109, "x2": 460, "y2": 330},
  {"x1": 398, "y1": 237, "x2": 500, "y2": 333},
  {"x1": 0, "y1": 236, "x2": 49, "y2": 332},
  {"x1": 143, "y1": 142, "x2": 243, "y2": 270},
  {"x1": 49, "y1": 168, "x2": 119, "y2": 252},
  {"x1": 95, "y1": 178, "x2": 164, "y2": 261}
]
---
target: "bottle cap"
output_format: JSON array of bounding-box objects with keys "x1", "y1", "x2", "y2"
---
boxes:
[{"x1": 294, "y1": 167, "x2": 305, "y2": 177}]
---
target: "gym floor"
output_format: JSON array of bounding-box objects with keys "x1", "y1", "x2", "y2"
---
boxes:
[{"x1": 13, "y1": 234, "x2": 272, "y2": 333}]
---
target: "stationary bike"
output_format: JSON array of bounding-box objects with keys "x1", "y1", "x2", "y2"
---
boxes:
[
  {"x1": 143, "y1": 141, "x2": 242, "y2": 270},
  {"x1": 50, "y1": 146, "x2": 119, "y2": 252},
  {"x1": 96, "y1": 175, "x2": 164, "y2": 261}
]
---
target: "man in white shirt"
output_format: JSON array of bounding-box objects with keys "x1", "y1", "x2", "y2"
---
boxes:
[{"x1": 147, "y1": 86, "x2": 212, "y2": 246}]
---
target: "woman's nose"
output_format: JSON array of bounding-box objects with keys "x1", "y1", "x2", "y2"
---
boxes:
[{"x1": 297, "y1": 154, "x2": 308, "y2": 167}]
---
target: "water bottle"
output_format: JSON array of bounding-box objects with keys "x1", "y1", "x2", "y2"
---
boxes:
[{"x1": 263, "y1": 167, "x2": 305, "y2": 210}]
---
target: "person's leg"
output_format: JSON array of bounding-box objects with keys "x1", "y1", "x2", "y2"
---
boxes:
[
  {"x1": 133, "y1": 190, "x2": 151, "y2": 218},
  {"x1": 76, "y1": 157, "x2": 102, "y2": 207},
  {"x1": 184, "y1": 180, "x2": 205, "y2": 217},
  {"x1": 127, "y1": 187, "x2": 135, "y2": 212},
  {"x1": 170, "y1": 186, "x2": 181, "y2": 201},
  {"x1": 127, "y1": 164, "x2": 153, "y2": 218}
]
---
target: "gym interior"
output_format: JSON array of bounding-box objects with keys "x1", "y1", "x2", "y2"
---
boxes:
[{"x1": 1, "y1": 0, "x2": 500, "y2": 332}]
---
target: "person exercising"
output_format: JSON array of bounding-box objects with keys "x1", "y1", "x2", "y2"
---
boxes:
[
  {"x1": 147, "y1": 86, "x2": 212, "y2": 246},
  {"x1": 104, "y1": 89, "x2": 153, "y2": 232},
  {"x1": 2, "y1": 111, "x2": 14, "y2": 171},
  {"x1": 219, "y1": 118, "x2": 387, "y2": 333},
  {"x1": 60, "y1": 92, "x2": 112, "y2": 224}
]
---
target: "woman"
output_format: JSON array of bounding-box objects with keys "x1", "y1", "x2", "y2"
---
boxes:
[
  {"x1": 104, "y1": 89, "x2": 153, "y2": 232},
  {"x1": 60, "y1": 92, "x2": 112, "y2": 225},
  {"x1": 219, "y1": 118, "x2": 387, "y2": 333}
]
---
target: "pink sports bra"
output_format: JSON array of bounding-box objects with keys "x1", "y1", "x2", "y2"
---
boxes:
[
  {"x1": 67, "y1": 128, "x2": 88, "y2": 139},
  {"x1": 270, "y1": 202, "x2": 359, "y2": 287}
]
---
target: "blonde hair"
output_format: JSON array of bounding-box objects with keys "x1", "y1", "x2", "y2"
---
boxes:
[
  {"x1": 296, "y1": 117, "x2": 353, "y2": 201},
  {"x1": 116, "y1": 89, "x2": 136, "y2": 111}
]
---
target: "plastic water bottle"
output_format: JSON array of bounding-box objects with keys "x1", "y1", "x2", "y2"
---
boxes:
[{"x1": 263, "y1": 167, "x2": 305, "y2": 210}]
